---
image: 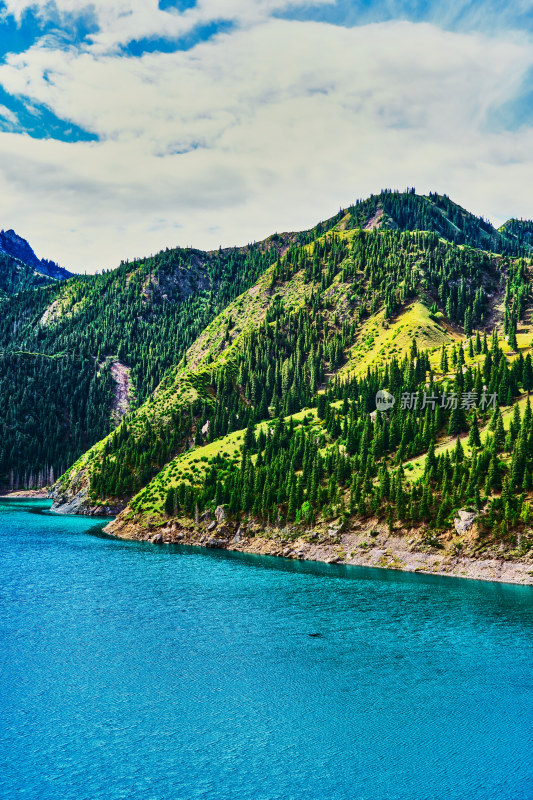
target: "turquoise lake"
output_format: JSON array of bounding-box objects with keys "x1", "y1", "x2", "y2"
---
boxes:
[{"x1": 1, "y1": 499, "x2": 533, "y2": 800}]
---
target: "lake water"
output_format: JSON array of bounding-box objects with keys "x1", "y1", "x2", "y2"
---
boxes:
[{"x1": 1, "y1": 499, "x2": 533, "y2": 800}]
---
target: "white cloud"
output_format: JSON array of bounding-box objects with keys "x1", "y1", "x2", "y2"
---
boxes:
[
  {"x1": 1, "y1": 0, "x2": 336, "y2": 52},
  {"x1": 0, "y1": 17, "x2": 531, "y2": 270},
  {"x1": 0, "y1": 103, "x2": 18, "y2": 125}
]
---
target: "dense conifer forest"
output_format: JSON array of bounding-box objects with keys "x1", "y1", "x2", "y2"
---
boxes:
[
  {"x1": 68, "y1": 227, "x2": 504, "y2": 500},
  {"x1": 0, "y1": 252, "x2": 59, "y2": 297},
  {"x1": 153, "y1": 331, "x2": 533, "y2": 539},
  {"x1": 0, "y1": 241, "x2": 296, "y2": 486}
]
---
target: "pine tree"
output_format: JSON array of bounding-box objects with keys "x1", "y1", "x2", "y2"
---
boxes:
[
  {"x1": 425, "y1": 437, "x2": 437, "y2": 475},
  {"x1": 448, "y1": 404, "x2": 467, "y2": 436},
  {"x1": 486, "y1": 451, "x2": 501, "y2": 492},
  {"x1": 440, "y1": 345, "x2": 448, "y2": 373},
  {"x1": 511, "y1": 428, "x2": 527, "y2": 488},
  {"x1": 467, "y1": 414, "x2": 481, "y2": 449},
  {"x1": 454, "y1": 436, "x2": 464, "y2": 464},
  {"x1": 464, "y1": 307, "x2": 472, "y2": 337},
  {"x1": 244, "y1": 418, "x2": 256, "y2": 452},
  {"x1": 494, "y1": 412, "x2": 506, "y2": 451},
  {"x1": 508, "y1": 317, "x2": 518, "y2": 351},
  {"x1": 165, "y1": 487, "x2": 175, "y2": 517},
  {"x1": 436, "y1": 500, "x2": 448, "y2": 529}
]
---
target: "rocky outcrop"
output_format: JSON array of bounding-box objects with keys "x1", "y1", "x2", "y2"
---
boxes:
[
  {"x1": 206, "y1": 538, "x2": 229, "y2": 549},
  {"x1": 454, "y1": 509, "x2": 479, "y2": 535},
  {"x1": 49, "y1": 478, "x2": 125, "y2": 516},
  {"x1": 110, "y1": 361, "x2": 132, "y2": 425}
]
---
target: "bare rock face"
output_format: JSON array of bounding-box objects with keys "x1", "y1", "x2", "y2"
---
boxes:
[
  {"x1": 207, "y1": 521, "x2": 217, "y2": 532},
  {"x1": 49, "y1": 480, "x2": 125, "y2": 517},
  {"x1": 200, "y1": 510, "x2": 212, "y2": 523},
  {"x1": 215, "y1": 506, "x2": 226, "y2": 524},
  {"x1": 454, "y1": 509, "x2": 478, "y2": 535},
  {"x1": 206, "y1": 538, "x2": 228, "y2": 549},
  {"x1": 230, "y1": 527, "x2": 243, "y2": 545}
]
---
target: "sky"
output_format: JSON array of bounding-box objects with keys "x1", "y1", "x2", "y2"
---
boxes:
[{"x1": 0, "y1": 1, "x2": 532, "y2": 272}]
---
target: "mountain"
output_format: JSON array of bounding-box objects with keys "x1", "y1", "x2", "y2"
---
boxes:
[
  {"x1": 3, "y1": 188, "x2": 533, "y2": 569},
  {"x1": 37, "y1": 191, "x2": 531, "y2": 575},
  {"x1": 498, "y1": 218, "x2": 533, "y2": 250},
  {"x1": 325, "y1": 189, "x2": 531, "y2": 256},
  {"x1": 0, "y1": 224, "x2": 332, "y2": 489},
  {"x1": 0, "y1": 229, "x2": 72, "y2": 285}
]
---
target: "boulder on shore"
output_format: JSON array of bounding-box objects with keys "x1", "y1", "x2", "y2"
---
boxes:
[
  {"x1": 206, "y1": 538, "x2": 228, "y2": 549},
  {"x1": 454, "y1": 509, "x2": 478, "y2": 535}
]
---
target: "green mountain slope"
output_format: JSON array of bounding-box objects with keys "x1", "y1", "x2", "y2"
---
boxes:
[
  {"x1": 499, "y1": 219, "x2": 533, "y2": 250},
  {"x1": 52, "y1": 219, "x2": 518, "y2": 519},
  {"x1": 58, "y1": 189, "x2": 533, "y2": 565},
  {"x1": 2, "y1": 186, "x2": 531, "y2": 555},
  {"x1": 0, "y1": 220, "x2": 344, "y2": 489},
  {"x1": 0, "y1": 252, "x2": 60, "y2": 298},
  {"x1": 104, "y1": 231, "x2": 533, "y2": 564}
]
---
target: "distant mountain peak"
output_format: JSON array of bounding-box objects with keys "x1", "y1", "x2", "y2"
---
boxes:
[
  {"x1": 0, "y1": 228, "x2": 72, "y2": 281},
  {"x1": 335, "y1": 190, "x2": 533, "y2": 256}
]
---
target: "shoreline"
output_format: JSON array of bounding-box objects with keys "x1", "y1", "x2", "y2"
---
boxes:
[
  {"x1": 104, "y1": 517, "x2": 533, "y2": 587},
  {"x1": 0, "y1": 489, "x2": 50, "y2": 499}
]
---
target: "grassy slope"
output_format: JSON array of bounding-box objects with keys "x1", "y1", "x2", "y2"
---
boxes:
[
  {"x1": 62, "y1": 224, "x2": 493, "y2": 509},
  {"x1": 404, "y1": 333, "x2": 533, "y2": 482},
  {"x1": 112, "y1": 307, "x2": 466, "y2": 527},
  {"x1": 56, "y1": 228, "x2": 451, "y2": 501},
  {"x1": 117, "y1": 322, "x2": 533, "y2": 533},
  {"x1": 341, "y1": 302, "x2": 461, "y2": 378},
  {"x1": 125, "y1": 408, "x2": 323, "y2": 525},
  {"x1": 186, "y1": 229, "x2": 470, "y2": 379}
]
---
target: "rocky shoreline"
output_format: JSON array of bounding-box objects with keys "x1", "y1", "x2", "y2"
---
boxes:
[
  {"x1": 49, "y1": 482, "x2": 125, "y2": 516},
  {"x1": 104, "y1": 510, "x2": 533, "y2": 586}
]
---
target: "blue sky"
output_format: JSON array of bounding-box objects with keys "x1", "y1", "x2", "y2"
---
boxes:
[
  {"x1": 0, "y1": 0, "x2": 531, "y2": 270},
  {"x1": 279, "y1": 0, "x2": 533, "y2": 34}
]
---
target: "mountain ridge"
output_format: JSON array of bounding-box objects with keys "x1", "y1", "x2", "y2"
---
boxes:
[{"x1": 0, "y1": 228, "x2": 72, "y2": 282}]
